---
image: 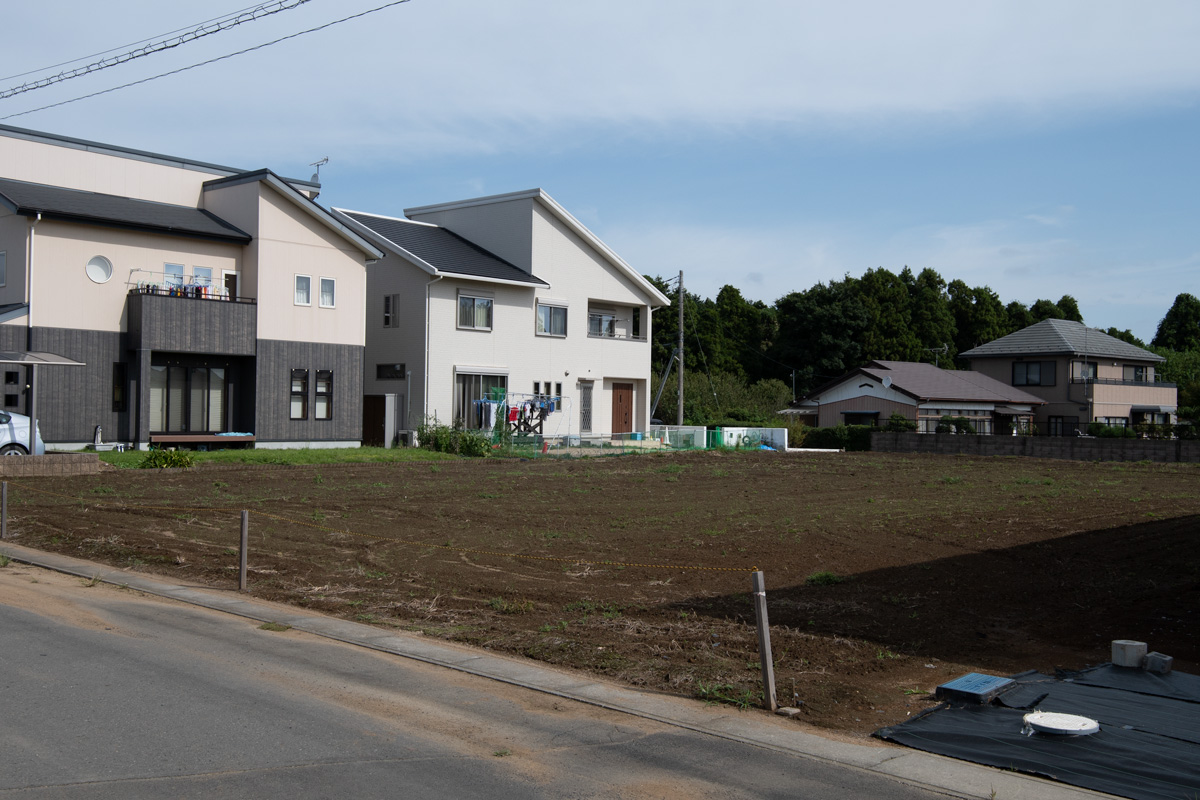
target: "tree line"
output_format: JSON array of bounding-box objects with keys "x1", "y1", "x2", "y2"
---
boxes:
[{"x1": 646, "y1": 268, "x2": 1200, "y2": 426}]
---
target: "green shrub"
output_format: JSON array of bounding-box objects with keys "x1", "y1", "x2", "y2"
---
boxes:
[
  {"x1": 884, "y1": 413, "x2": 917, "y2": 432},
  {"x1": 801, "y1": 424, "x2": 872, "y2": 451},
  {"x1": 952, "y1": 416, "x2": 976, "y2": 434},
  {"x1": 805, "y1": 570, "x2": 847, "y2": 586},
  {"x1": 138, "y1": 449, "x2": 195, "y2": 469},
  {"x1": 416, "y1": 418, "x2": 491, "y2": 457}
]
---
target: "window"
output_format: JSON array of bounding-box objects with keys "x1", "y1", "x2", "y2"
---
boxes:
[
  {"x1": 1123, "y1": 365, "x2": 1148, "y2": 382},
  {"x1": 453, "y1": 372, "x2": 506, "y2": 429},
  {"x1": 536, "y1": 303, "x2": 567, "y2": 337},
  {"x1": 376, "y1": 363, "x2": 406, "y2": 380},
  {"x1": 1073, "y1": 361, "x2": 1097, "y2": 380},
  {"x1": 164, "y1": 263, "x2": 184, "y2": 288},
  {"x1": 383, "y1": 294, "x2": 400, "y2": 327},
  {"x1": 4, "y1": 369, "x2": 17, "y2": 408},
  {"x1": 294, "y1": 275, "x2": 312, "y2": 306},
  {"x1": 86, "y1": 255, "x2": 113, "y2": 284},
  {"x1": 458, "y1": 294, "x2": 493, "y2": 330},
  {"x1": 192, "y1": 266, "x2": 213, "y2": 287},
  {"x1": 149, "y1": 365, "x2": 226, "y2": 432},
  {"x1": 315, "y1": 370, "x2": 333, "y2": 420},
  {"x1": 290, "y1": 369, "x2": 309, "y2": 420},
  {"x1": 0, "y1": 251, "x2": 6, "y2": 287},
  {"x1": 1013, "y1": 361, "x2": 1055, "y2": 386},
  {"x1": 112, "y1": 363, "x2": 127, "y2": 413},
  {"x1": 555, "y1": 382, "x2": 562, "y2": 399},
  {"x1": 319, "y1": 277, "x2": 336, "y2": 308}
]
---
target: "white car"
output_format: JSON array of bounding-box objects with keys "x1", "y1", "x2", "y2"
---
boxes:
[{"x1": 0, "y1": 411, "x2": 46, "y2": 455}]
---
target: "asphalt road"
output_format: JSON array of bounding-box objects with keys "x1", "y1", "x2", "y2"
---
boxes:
[{"x1": 0, "y1": 564, "x2": 951, "y2": 800}]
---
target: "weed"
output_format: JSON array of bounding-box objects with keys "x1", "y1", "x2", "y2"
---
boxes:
[
  {"x1": 876, "y1": 648, "x2": 901, "y2": 660},
  {"x1": 223, "y1": 548, "x2": 238, "y2": 556},
  {"x1": 539, "y1": 620, "x2": 569, "y2": 632},
  {"x1": 259, "y1": 622, "x2": 292, "y2": 632},
  {"x1": 940, "y1": 475, "x2": 963, "y2": 485},
  {"x1": 355, "y1": 613, "x2": 379, "y2": 623},
  {"x1": 310, "y1": 510, "x2": 326, "y2": 522},
  {"x1": 488, "y1": 597, "x2": 534, "y2": 615},
  {"x1": 478, "y1": 492, "x2": 501, "y2": 499},
  {"x1": 493, "y1": 749, "x2": 511, "y2": 757},
  {"x1": 695, "y1": 682, "x2": 759, "y2": 710},
  {"x1": 313, "y1": 473, "x2": 325, "y2": 485},
  {"x1": 805, "y1": 570, "x2": 847, "y2": 587},
  {"x1": 0, "y1": 554, "x2": 9, "y2": 567},
  {"x1": 90, "y1": 485, "x2": 116, "y2": 495},
  {"x1": 430, "y1": 465, "x2": 442, "y2": 473},
  {"x1": 212, "y1": 481, "x2": 228, "y2": 490},
  {"x1": 81, "y1": 575, "x2": 102, "y2": 587}
]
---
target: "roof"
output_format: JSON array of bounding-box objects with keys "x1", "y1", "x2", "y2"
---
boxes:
[
  {"x1": 0, "y1": 178, "x2": 251, "y2": 243},
  {"x1": 332, "y1": 209, "x2": 549, "y2": 287},
  {"x1": 961, "y1": 319, "x2": 1165, "y2": 362},
  {"x1": 877, "y1": 664, "x2": 1200, "y2": 800},
  {"x1": 0, "y1": 123, "x2": 319, "y2": 191},
  {"x1": 404, "y1": 189, "x2": 670, "y2": 305},
  {"x1": 812, "y1": 361, "x2": 1046, "y2": 405}
]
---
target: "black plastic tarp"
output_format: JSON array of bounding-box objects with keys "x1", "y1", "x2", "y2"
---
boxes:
[{"x1": 876, "y1": 665, "x2": 1200, "y2": 800}]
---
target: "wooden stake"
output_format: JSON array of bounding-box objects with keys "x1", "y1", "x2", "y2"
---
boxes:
[
  {"x1": 1, "y1": 481, "x2": 7, "y2": 540},
  {"x1": 753, "y1": 570, "x2": 777, "y2": 711}
]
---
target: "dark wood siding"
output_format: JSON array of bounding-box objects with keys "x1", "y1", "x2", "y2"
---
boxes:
[
  {"x1": 21, "y1": 326, "x2": 130, "y2": 443},
  {"x1": 254, "y1": 339, "x2": 363, "y2": 443},
  {"x1": 128, "y1": 292, "x2": 256, "y2": 355}
]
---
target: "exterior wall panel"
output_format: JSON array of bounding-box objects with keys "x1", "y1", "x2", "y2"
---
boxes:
[
  {"x1": 254, "y1": 338, "x2": 363, "y2": 443},
  {"x1": 128, "y1": 293, "x2": 256, "y2": 355}
]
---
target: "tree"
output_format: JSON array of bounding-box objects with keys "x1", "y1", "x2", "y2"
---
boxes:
[
  {"x1": 771, "y1": 278, "x2": 869, "y2": 397},
  {"x1": 859, "y1": 267, "x2": 921, "y2": 362},
  {"x1": 1105, "y1": 327, "x2": 1146, "y2": 348},
  {"x1": 1030, "y1": 298, "x2": 1065, "y2": 323},
  {"x1": 1056, "y1": 295, "x2": 1084, "y2": 323},
  {"x1": 1004, "y1": 301, "x2": 1034, "y2": 333},
  {"x1": 1152, "y1": 293, "x2": 1200, "y2": 350},
  {"x1": 902, "y1": 267, "x2": 958, "y2": 366},
  {"x1": 948, "y1": 281, "x2": 1006, "y2": 356}
]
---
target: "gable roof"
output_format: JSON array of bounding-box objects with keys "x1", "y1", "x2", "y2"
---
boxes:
[
  {"x1": 202, "y1": 171, "x2": 382, "y2": 260},
  {"x1": 331, "y1": 209, "x2": 549, "y2": 287},
  {"x1": 961, "y1": 319, "x2": 1164, "y2": 363},
  {"x1": 404, "y1": 189, "x2": 670, "y2": 305},
  {"x1": 808, "y1": 360, "x2": 1045, "y2": 405},
  {"x1": 0, "y1": 177, "x2": 251, "y2": 243}
]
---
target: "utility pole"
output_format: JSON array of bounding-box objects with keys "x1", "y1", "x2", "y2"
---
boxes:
[{"x1": 677, "y1": 270, "x2": 684, "y2": 426}]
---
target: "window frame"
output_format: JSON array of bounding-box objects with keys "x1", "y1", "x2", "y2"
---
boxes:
[
  {"x1": 314, "y1": 370, "x2": 333, "y2": 420},
  {"x1": 536, "y1": 302, "x2": 568, "y2": 337},
  {"x1": 0, "y1": 250, "x2": 6, "y2": 287},
  {"x1": 457, "y1": 293, "x2": 494, "y2": 332},
  {"x1": 1013, "y1": 360, "x2": 1056, "y2": 387},
  {"x1": 294, "y1": 274, "x2": 312, "y2": 307},
  {"x1": 163, "y1": 262, "x2": 185, "y2": 288},
  {"x1": 290, "y1": 368, "x2": 309, "y2": 420},
  {"x1": 376, "y1": 363, "x2": 406, "y2": 380},
  {"x1": 319, "y1": 277, "x2": 336, "y2": 309},
  {"x1": 383, "y1": 293, "x2": 400, "y2": 327}
]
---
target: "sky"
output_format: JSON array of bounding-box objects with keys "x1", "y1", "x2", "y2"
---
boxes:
[{"x1": 4, "y1": 0, "x2": 1198, "y2": 342}]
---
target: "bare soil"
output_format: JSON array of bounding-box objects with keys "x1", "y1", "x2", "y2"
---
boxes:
[{"x1": 5, "y1": 450, "x2": 1198, "y2": 738}]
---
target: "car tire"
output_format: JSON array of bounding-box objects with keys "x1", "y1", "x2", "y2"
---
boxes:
[{"x1": 0, "y1": 444, "x2": 28, "y2": 456}]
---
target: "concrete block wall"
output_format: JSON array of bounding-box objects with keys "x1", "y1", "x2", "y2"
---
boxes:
[
  {"x1": 0, "y1": 454, "x2": 101, "y2": 476},
  {"x1": 870, "y1": 432, "x2": 1200, "y2": 463}
]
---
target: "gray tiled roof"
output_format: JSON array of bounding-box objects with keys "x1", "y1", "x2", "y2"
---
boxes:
[
  {"x1": 338, "y1": 210, "x2": 547, "y2": 286},
  {"x1": 861, "y1": 361, "x2": 1045, "y2": 404},
  {"x1": 960, "y1": 319, "x2": 1163, "y2": 362},
  {"x1": 0, "y1": 178, "x2": 251, "y2": 243}
]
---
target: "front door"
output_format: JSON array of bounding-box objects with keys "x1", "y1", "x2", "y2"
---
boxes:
[{"x1": 611, "y1": 382, "x2": 633, "y2": 436}]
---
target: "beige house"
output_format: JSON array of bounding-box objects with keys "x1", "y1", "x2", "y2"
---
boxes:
[
  {"x1": 961, "y1": 319, "x2": 1176, "y2": 435},
  {"x1": 0, "y1": 124, "x2": 382, "y2": 450},
  {"x1": 788, "y1": 360, "x2": 1043, "y2": 433},
  {"x1": 333, "y1": 190, "x2": 669, "y2": 442}
]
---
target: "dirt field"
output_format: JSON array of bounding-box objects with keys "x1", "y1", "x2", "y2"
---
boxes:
[{"x1": 5, "y1": 450, "x2": 1198, "y2": 738}]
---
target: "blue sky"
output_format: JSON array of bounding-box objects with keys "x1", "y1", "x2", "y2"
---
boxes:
[{"x1": 4, "y1": 0, "x2": 1198, "y2": 341}]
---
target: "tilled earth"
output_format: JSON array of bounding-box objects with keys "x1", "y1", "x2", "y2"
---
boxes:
[{"x1": 6, "y1": 450, "x2": 1198, "y2": 738}]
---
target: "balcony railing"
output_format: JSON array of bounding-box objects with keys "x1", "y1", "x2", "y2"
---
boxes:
[
  {"x1": 127, "y1": 269, "x2": 254, "y2": 304},
  {"x1": 587, "y1": 313, "x2": 646, "y2": 341},
  {"x1": 1069, "y1": 377, "x2": 1176, "y2": 388}
]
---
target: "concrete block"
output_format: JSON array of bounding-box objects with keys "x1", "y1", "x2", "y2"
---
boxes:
[
  {"x1": 1143, "y1": 652, "x2": 1173, "y2": 674},
  {"x1": 1111, "y1": 639, "x2": 1147, "y2": 667}
]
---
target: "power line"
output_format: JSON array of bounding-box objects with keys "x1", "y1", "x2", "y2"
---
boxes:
[
  {"x1": 1, "y1": 0, "x2": 412, "y2": 121},
  {"x1": 0, "y1": 0, "x2": 316, "y2": 101}
]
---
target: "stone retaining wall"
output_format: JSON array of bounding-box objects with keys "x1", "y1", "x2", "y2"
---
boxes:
[
  {"x1": 871, "y1": 432, "x2": 1200, "y2": 463},
  {"x1": 0, "y1": 454, "x2": 102, "y2": 477}
]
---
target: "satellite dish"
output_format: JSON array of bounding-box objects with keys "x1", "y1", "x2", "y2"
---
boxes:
[{"x1": 882, "y1": 376, "x2": 892, "y2": 389}]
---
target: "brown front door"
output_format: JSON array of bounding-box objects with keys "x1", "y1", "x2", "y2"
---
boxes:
[{"x1": 611, "y1": 382, "x2": 633, "y2": 436}]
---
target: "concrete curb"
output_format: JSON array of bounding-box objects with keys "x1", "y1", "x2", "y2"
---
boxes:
[{"x1": 0, "y1": 541, "x2": 1117, "y2": 800}]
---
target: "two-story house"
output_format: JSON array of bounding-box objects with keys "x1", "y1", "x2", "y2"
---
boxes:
[
  {"x1": 0, "y1": 123, "x2": 382, "y2": 450},
  {"x1": 961, "y1": 319, "x2": 1176, "y2": 435},
  {"x1": 333, "y1": 189, "x2": 669, "y2": 442}
]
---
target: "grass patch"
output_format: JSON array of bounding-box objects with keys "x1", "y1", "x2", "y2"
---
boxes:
[
  {"x1": 98, "y1": 446, "x2": 457, "y2": 469},
  {"x1": 259, "y1": 621, "x2": 292, "y2": 632},
  {"x1": 488, "y1": 597, "x2": 534, "y2": 615},
  {"x1": 805, "y1": 570, "x2": 847, "y2": 586}
]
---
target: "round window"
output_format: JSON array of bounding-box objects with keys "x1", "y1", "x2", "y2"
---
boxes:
[{"x1": 85, "y1": 255, "x2": 113, "y2": 284}]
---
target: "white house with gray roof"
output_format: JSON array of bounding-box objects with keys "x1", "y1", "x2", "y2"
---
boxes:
[
  {"x1": 961, "y1": 319, "x2": 1176, "y2": 434},
  {"x1": 333, "y1": 190, "x2": 669, "y2": 443}
]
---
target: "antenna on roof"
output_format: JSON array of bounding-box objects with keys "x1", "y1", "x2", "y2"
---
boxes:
[
  {"x1": 926, "y1": 343, "x2": 949, "y2": 368},
  {"x1": 309, "y1": 156, "x2": 329, "y2": 184}
]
